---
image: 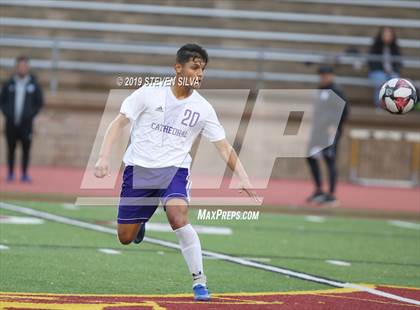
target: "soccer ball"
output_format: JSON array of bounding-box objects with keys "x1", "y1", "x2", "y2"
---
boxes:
[{"x1": 379, "y1": 78, "x2": 417, "y2": 114}]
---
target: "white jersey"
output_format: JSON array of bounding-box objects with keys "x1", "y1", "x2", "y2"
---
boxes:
[{"x1": 120, "y1": 85, "x2": 225, "y2": 168}]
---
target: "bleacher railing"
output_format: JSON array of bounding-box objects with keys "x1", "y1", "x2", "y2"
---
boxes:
[{"x1": 1, "y1": 36, "x2": 419, "y2": 94}]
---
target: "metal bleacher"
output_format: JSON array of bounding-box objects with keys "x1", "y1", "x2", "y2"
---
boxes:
[
  {"x1": 282, "y1": 0, "x2": 420, "y2": 9},
  {"x1": 0, "y1": 0, "x2": 419, "y2": 106},
  {"x1": 0, "y1": 0, "x2": 419, "y2": 170}
]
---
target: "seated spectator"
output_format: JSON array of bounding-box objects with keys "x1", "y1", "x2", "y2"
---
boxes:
[{"x1": 368, "y1": 27, "x2": 402, "y2": 107}]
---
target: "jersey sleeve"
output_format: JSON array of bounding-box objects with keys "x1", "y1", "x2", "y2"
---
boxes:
[
  {"x1": 202, "y1": 106, "x2": 226, "y2": 142},
  {"x1": 120, "y1": 86, "x2": 147, "y2": 121}
]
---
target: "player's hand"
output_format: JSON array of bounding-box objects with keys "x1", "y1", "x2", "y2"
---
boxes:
[
  {"x1": 238, "y1": 179, "x2": 262, "y2": 204},
  {"x1": 94, "y1": 157, "x2": 110, "y2": 178}
]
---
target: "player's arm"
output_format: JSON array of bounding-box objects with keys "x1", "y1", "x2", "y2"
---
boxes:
[
  {"x1": 94, "y1": 113, "x2": 130, "y2": 178},
  {"x1": 213, "y1": 138, "x2": 260, "y2": 203}
]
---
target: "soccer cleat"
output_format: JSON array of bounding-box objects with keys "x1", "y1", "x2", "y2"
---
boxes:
[
  {"x1": 20, "y1": 175, "x2": 32, "y2": 183},
  {"x1": 193, "y1": 284, "x2": 211, "y2": 301},
  {"x1": 320, "y1": 194, "x2": 340, "y2": 207},
  {"x1": 306, "y1": 190, "x2": 325, "y2": 204},
  {"x1": 6, "y1": 173, "x2": 15, "y2": 182},
  {"x1": 133, "y1": 223, "x2": 145, "y2": 244}
]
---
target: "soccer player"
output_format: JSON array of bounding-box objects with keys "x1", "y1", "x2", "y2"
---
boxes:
[{"x1": 94, "y1": 44, "x2": 258, "y2": 301}]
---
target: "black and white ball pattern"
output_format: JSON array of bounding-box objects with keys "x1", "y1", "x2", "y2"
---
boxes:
[{"x1": 379, "y1": 78, "x2": 417, "y2": 114}]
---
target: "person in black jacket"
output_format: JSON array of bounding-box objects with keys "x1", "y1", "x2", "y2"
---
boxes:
[
  {"x1": 0, "y1": 56, "x2": 43, "y2": 182},
  {"x1": 368, "y1": 27, "x2": 402, "y2": 107},
  {"x1": 306, "y1": 66, "x2": 349, "y2": 206}
]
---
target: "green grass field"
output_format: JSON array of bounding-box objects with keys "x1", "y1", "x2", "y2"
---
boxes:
[{"x1": 1, "y1": 199, "x2": 419, "y2": 295}]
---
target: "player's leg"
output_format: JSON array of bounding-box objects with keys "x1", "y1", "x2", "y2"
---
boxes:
[
  {"x1": 5, "y1": 123, "x2": 17, "y2": 181},
  {"x1": 117, "y1": 203, "x2": 155, "y2": 245},
  {"x1": 306, "y1": 156, "x2": 324, "y2": 203},
  {"x1": 324, "y1": 154, "x2": 337, "y2": 195},
  {"x1": 162, "y1": 167, "x2": 210, "y2": 301},
  {"x1": 166, "y1": 198, "x2": 205, "y2": 284},
  {"x1": 165, "y1": 198, "x2": 189, "y2": 229},
  {"x1": 117, "y1": 165, "x2": 158, "y2": 245},
  {"x1": 20, "y1": 126, "x2": 32, "y2": 182},
  {"x1": 322, "y1": 143, "x2": 339, "y2": 206},
  {"x1": 117, "y1": 223, "x2": 141, "y2": 245},
  {"x1": 165, "y1": 198, "x2": 210, "y2": 301}
]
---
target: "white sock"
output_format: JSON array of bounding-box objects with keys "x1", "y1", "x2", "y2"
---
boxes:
[{"x1": 174, "y1": 224, "x2": 206, "y2": 287}]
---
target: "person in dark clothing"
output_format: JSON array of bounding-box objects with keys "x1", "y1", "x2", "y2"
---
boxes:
[
  {"x1": 306, "y1": 65, "x2": 349, "y2": 206},
  {"x1": 0, "y1": 56, "x2": 43, "y2": 182},
  {"x1": 368, "y1": 27, "x2": 402, "y2": 107}
]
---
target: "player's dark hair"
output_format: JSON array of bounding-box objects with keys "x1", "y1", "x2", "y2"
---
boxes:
[
  {"x1": 176, "y1": 44, "x2": 208, "y2": 65},
  {"x1": 16, "y1": 55, "x2": 29, "y2": 63}
]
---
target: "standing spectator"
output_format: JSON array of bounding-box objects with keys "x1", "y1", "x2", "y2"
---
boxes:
[
  {"x1": 306, "y1": 66, "x2": 349, "y2": 206},
  {"x1": 0, "y1": 56, "x2": 43, "y2": 183},
  {"x1": 368, "y1": 27, "x2": 402, "y2": 107}
]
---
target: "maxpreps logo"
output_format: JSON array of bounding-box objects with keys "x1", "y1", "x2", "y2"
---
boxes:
[
  {"x1": 78, "y1": 89, "x2": 346, "y2": 206},
  {"x1": 197, "y1": 209, "x2": 260, "y2": 221}
]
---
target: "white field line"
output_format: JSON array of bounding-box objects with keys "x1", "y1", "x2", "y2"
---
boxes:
[
  {"x1": 92, "y1": 221, "x2": 232, "y2": 235},
  {"x1": 326, "y1": 260, "x2": 351, "y2": 267},
  {"x1": 389, "y1": 220, "x2": 420, "y2": 230},
  {"x1": 0, "y1": 216, "x2": 44, "y2": 224},
  {"x1": 147, "y1": 222, "x2": 232, "y2": 235},
  {"x1": 98, "y1": 248, "x2": 121, "y2": 255},
  {"x1": 0, "y1": 244, "x2": 10, "y2": 250},
  {"x1": 305, "y1": 216, "x2": 326, "y2": 223},
  {"x1": 204, "y1": 256, "x2": 271, "y2": 263},
  {"x1": 61, "y1": 203, "x2": 80, "y2": 210}
]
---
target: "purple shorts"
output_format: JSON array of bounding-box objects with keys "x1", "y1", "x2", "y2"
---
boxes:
[{"x1": 117, "y1": 165, "x2": 190, "y2": 224}]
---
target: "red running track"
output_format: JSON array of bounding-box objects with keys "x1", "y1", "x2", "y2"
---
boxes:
[{"x1": 0, "y1": 165, "x2": 419, "y2": 215}]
